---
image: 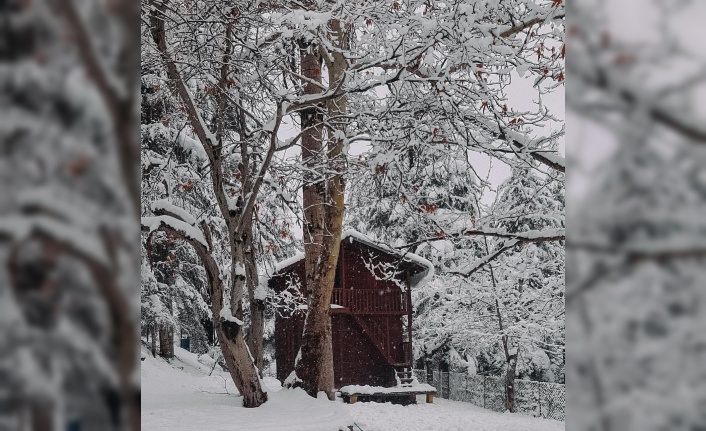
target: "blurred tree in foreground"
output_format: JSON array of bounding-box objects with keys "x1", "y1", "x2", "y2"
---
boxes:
[
  {"x1": 568, "y1": 0, "x2": 706, "y2": 429},
  {"x1": 0, "y1": 0, "x2": 140, "y2": 430}
]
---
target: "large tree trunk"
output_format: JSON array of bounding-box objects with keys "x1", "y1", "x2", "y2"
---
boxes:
[
  {"x1": 214, "y1": 324, "x2": 267, "y2": 407},
  {"x1": 158, "y1": 326, "x2": 174, "y2": 359},
  {"x1": 218, "y1": 235, "x2": 267, "y2": 407},
  {"x1": 246, "y1": 296, "x2": 266, "y2": 376},
  {"x1": 217, "y1": 223, "x2": 267, "y2": 408},
  {"x1": 245, "y1": 223, "x2": 265, "y2": 375},
  {"x1": 504, "y1": 345, "x2": 518, "y2": 412},
  {"x1": 215, "y1": 262, "x2": 267, "y2": 408},
  {"x1": 30, "y1": 401, "x2": 53, "y2": 431},
  {"x1": 151, "y1": 324, "x2": 157, "y2": 358},
  {"x1": 295, "y1": 42, "x2": 335, "y2": 400},
  {"x1": 294, "y1": 18, "x2": 348, "y2": 400},
  {"x1": 238, "y1": 123, "x2": 265, "y2": 376}
]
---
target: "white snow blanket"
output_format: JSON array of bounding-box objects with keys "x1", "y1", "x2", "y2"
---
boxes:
[
  {"x1": 142, "y1": 346, "x2": 565, "y2": 431},
  {"x1": 345, "y1": 396, "x2": 565, "y2": 431},
  {"x1": 141, "y1": 347, "x2": 352, "y2": 431}
]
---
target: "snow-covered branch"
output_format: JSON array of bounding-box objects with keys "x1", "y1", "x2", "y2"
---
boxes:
[
  {"x1": 451, "y1": 229, "x2": 565, "y2": 277},
  {"x1": 141, "y1": 216, "x2": 209, "y2": 250},
  {"x1": 151, "y1": 199, "x2": 198, "y2": 226},
  {"x1": 400, "y1": 228, "x2": 565, "y2": 249}
]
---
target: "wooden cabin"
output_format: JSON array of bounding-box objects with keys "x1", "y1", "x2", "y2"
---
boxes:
[{"x1": 270, "y1": 229, "x2": 434, "y2": 389}]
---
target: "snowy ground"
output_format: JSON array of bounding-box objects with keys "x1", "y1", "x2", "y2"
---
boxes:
[
  {"x1": 345, "y1": 397, "x2": 564, "y2": 431},
  {"x1": 142, "y1": 347, "x2": 564, "y2": 431}
]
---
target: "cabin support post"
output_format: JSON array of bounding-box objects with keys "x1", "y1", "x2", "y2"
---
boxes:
[
  {"x1": 386, "y1": 317, "x2": 390, "y2": 357},
  {"x1": 340, "y1": 241, "x2": 346, "y2": 288},
  {"x1": 406, "y1": 269, "x2": 413, "y2": 365},
  {"x1": 426, "y1": 393, "x2": 434, "y2": 403}
]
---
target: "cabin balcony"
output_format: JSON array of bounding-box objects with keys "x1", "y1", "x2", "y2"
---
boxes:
[{"x1": 331, "y1": 288, "x2": 410, "y2": 315}]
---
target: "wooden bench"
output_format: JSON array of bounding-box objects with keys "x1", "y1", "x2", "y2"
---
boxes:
[{"x1": 341, "y1": 388, "x2": 436, "y2": 405}]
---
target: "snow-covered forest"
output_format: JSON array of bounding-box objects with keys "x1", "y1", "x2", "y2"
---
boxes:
[
  {"x1": 3, "y1": 0, "x2": 706, "y2": 429},
  {"x1": 0, "y1": 0, "x2": 565, "y2": 429},
  {"x1": 140, "y1": 0, "x2": 565, "y2": 428}
]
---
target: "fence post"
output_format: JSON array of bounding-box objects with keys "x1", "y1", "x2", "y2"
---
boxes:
[
  {"x1": 440, "y1": 372, "x2": 444, "y2": 399},
  {"x1": 444, "y1": 372, "x2": 449, "y2": 399},
  {"x1": 446, "y1": 371, "x2": 451, "y2": 400},
  {"x1": 442, "y1": 372, "x2": 445, "y2": 399},
  {"x1": 482, "y1": 376, "x2": 486, "y2": 409}
]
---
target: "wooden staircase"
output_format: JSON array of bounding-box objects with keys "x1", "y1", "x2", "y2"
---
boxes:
[
  {"x1": 351, "y1": 314, "x2": 397, "y2": 364},
  {"x1": 394, "y1": 365, "x2": 415, "y2": 386},
  {"x1": 336, "y1": 285, "x2": 415, "y2": 388},
  {"x1": 351, "y1": 314, "x2": 413, "y2": 386}
]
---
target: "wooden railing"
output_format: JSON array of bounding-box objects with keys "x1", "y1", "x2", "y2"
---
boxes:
[{"x1": 331, "y1": 288, "x2": 408, "y2": 314}]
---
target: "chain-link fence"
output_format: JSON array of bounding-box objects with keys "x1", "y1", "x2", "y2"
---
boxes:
[{"x1": 414, "y1": 369, "x2": 565, "y2": 421}]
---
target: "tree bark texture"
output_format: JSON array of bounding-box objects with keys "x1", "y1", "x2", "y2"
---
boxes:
[
  {"x1": 204, "y1": 226, "x2": 267, "y2": 408},
  {"x1": 294, "y1": 18, "x2": 349, "y2": 400},
  {"x1": 295, "y1": 41, "x2": 335, "y2": 399},
  {"x1": 245, "y1": 222, "x2": 265, "y2": 375},
  {"x1": 158, "y1": 326, "x2": 174, "y2": 359},
  {"x1": 504, "y1": 345, "x2": 518, "y2": 413},
  {"x1": 30, "y1": 401, "x2": 53, "y2": 431},
  {"x1": 151, "y1": 324, "x2": 157, "y2": 358}
]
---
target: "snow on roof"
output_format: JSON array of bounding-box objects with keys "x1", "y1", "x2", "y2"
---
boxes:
[
  {"x1": 341, "y1": 229, "x2": 435, "y2": 288},
  {"x1": 271, "y1": 229, "x2": 435, "y2": 288},
  {"x1": 274, "y1": 252, "x2": 305, "y2": 272}
]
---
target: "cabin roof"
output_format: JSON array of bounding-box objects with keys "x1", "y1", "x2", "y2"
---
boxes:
[{"x1": 272, "y1": 229, "x2": 435, "y2": 289}]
